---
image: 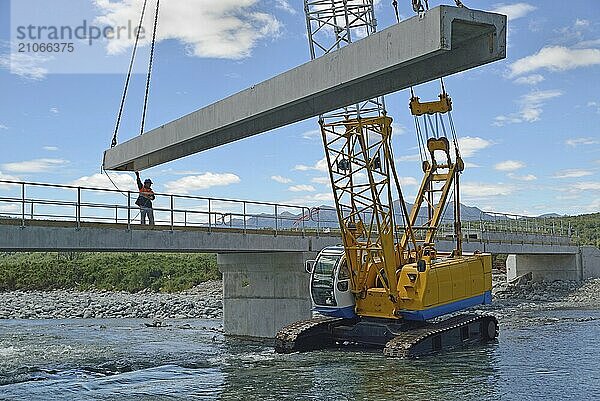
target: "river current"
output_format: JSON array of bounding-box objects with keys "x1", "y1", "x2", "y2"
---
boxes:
[{"x1": 1, "y1": 308, "x2": 599, "y2": 400}]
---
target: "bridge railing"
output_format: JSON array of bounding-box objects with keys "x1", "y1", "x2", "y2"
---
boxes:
[
  {"x1": 0, "y1": 180, "x2": 576, "y2": 243},
  {"x1": 0, "y1": 180, "x2": 312, "y2": 236}
]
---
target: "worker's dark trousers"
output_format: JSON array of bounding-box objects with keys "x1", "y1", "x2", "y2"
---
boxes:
[{"x1": 140, "y1": 207, "x2": 155, "y2": 225}]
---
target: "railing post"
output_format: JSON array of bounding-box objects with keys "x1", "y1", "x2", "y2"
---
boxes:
[
  {"x1": 184, "y1": 211, "x2": 187, "y2": 227},
  {"x1": 76, "y1": 187, "x2": 81, "y2": 229},
  {"x1": 243, "y1": 202, "x2": 247, "y2": 235},
  {"x1": 316, "y1": 208, "x2": 321, "y2": 238},
  {"x1": 302, "y1": 207, "x2": 306, "y2": 237},
  {"x1": 21, "y1": 183, "x2": 25, "y2": 227},
  {"x1": 127, "y1": 191, "x2": 131, "y2": 230},
  {"x1": 208, "y1": 199, "x2": 212, "y2": 233},
  {"x1": 30, "y1": 202, "x2": 34, "y2": 220},
  {"x1": 170, "y1": 195, "x2": 174, "y2": 232},
  {"x1": 275, "y1": 204, "x2": 278, "y2": 236},
  {"x1": 115, "y1": 205, "x2": 118, "y2": 223}
]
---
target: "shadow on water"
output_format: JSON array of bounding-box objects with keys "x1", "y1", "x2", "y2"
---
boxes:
[{"x1": 0, "y1": 310, "x2": 599, "y2": 400}]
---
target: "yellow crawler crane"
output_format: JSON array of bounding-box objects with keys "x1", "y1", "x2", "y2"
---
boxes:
[{"x1": 275, "y1": 88, "x2": 498, "y2": 357}]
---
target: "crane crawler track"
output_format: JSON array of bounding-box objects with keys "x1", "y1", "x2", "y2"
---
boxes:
[
  {"x1": 384, "y1": 314, "x2": 498, "y2": 357},
  {"x1": 275, "y1": 316, "x2": 350, "y2": 353}
]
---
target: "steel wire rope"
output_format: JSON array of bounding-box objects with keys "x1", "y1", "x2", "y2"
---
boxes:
[
  {"x1": 140, "y1": 0, "x2": 161, "y2": 135},
  {"x1": 110, "y1": 0, "x2": 149, "y2": 149}
]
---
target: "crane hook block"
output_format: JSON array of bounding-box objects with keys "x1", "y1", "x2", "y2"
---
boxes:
[{"x1": 409, "y1": 93, "x2": 452, "y2": 116}]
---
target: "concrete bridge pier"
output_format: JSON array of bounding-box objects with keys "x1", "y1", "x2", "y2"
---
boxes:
[{"x1": 218, "y1": 252, "x2": 314, "y2": 338}]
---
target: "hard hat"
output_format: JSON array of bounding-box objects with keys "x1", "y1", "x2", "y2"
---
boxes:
[{"x1": 144, "y1": 178, "x2": 153, "y2": 185}]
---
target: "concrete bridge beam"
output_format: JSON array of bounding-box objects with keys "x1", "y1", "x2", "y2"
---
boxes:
[{"x1": 218, "y1": 252, "x2": 314, "y2": 338}]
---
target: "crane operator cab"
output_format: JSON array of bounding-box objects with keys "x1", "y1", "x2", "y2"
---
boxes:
[{"x1": 306, "y1": 246, "x2": 356, "y2": 318}]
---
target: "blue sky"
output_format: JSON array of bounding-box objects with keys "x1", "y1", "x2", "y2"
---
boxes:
[{"x1": 0, "y1": 0, "x2": 599, "y2": 217}]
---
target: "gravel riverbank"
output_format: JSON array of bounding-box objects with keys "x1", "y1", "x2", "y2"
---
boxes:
[
  {"x1": 0, "y1": 281, "x2": 222, "y2": 320},
  {"x1": 0, "y1": 276, "x2": 598, "y2": 320}
]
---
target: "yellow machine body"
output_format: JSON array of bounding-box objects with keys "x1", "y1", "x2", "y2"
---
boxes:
[{"x1": 354, "y1": 253, "x2": 492, "y2": 320}]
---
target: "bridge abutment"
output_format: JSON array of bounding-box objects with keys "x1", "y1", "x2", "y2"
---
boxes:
[
  {"x1": 506, "y1": 253, "x2": 585, "y2": 282},
  {"x1": 581, "y1": 246, "x2": 600, "y2": 279},
  {"x1": 218, "y1": 252, "x2": 314, "y2": 338}
]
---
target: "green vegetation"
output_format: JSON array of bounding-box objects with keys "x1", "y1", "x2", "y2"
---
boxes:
[
  {"x1": 558, "y1": 213, "x2": 600, "y2": 248},
  {"x1": 0, "y1": 252, "x2": 219, "y2": 293}
]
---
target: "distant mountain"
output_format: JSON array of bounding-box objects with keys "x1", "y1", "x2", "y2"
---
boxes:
[
  {"x1": 230, "y1": 201, "x2": 501, "y2": 231},
  {"x1": 537, "y1": 213, "x2": 563, "y2": 218}
]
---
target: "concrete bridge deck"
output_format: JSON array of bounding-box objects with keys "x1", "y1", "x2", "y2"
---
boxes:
[{"x1": 0, "y1": 218, "x2": 579, "y2": 255}]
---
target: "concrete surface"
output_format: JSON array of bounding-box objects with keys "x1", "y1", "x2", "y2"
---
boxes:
[
  {"x1": 0, "y1": 222, "x2": 338, "y2": 253},
  {"x1": 507, "y1": 254, "x2": 582, "y2": 282},
  {"x1": 103, "y1": 6, "x2": 507, "y2": 171},
  {"x1": 218, "y1": 252, "x2": 314, "y2": 338},
  {"x1": 0, "y1": 221, "x2": 579, "y2": 255},
  {"x1": 581, "y1": 246, "x2": 600, "y2": 279}
]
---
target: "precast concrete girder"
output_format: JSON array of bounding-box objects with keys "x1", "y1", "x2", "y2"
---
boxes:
[{"x1": 103, "y1": 6, "x2": 506, "y2": 171}]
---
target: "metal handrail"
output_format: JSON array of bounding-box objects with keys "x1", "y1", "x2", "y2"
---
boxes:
[{"x1": 0, "y1": 179, "x2": 575, "y2": 242}]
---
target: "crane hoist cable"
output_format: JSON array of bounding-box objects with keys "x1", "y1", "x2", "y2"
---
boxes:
[
  {"x1": 110, "y1": 0, "x2": 160, "y2": 148},
  {"x1": 140, "y1": 0, "x2": 160, "y2": 136},
  {"x1": 391, "y1": 1, "x2": 400, "y2": 22},
  {"x1": 104, "y1": 0, "x2": 161, "y2": 198},
  {"x1": 111, "y1": 0, "x2": 149, "y2": 149}
]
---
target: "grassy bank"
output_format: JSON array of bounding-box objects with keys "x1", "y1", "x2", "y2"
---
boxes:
[{"x1": 0, "y1": 252, "x2": 219, "y2": 293}]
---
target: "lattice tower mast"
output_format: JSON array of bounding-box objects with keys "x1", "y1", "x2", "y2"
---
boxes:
[{"x1": 303, "y1": 1, "x2": 415, "y2": 301}]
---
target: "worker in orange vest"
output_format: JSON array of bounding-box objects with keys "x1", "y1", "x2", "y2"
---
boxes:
[{"x1": 135, "y1": 171, "x2": 155, "y2": 225}]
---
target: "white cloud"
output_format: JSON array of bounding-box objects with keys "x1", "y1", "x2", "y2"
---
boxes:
[
  {"x1": 0, "y1": 171, "x2": 22, "y2": 190},
  {"x1": 508, "y1": 173, "x2": 537, "y2": 181},
  {"x1": 570, "y1": 182, "x2": 600, "y2": 191},
  {"x1": 275, "y1": 0, "x2": 296, "y2": 14},
  {"x1": 0, "y1": 124, "x2": 7, "y2": 130},
  {"x1": 553, "y1": 169, "x2": 594, "y2": 179},
  {"x1": 0, "y1": 204, "x2": 20, "y2": 214},
  {"x1": 311, "y1": 176, "x2": 330, "y2": 185},
  {"x1": 495, "y1": 160, "x2": 525, "y2": 171},
  {"x1": 271, "y1": 175, "x2": 292, "y2": 184},
  {"x1": 399, "y1": 176, "x2": 418, "y2": 186},
  {"x1": 575, "y1": 39, "x2": 600, "y2": 49},
  {"x1": 94, "y1": 0, "x2": 281, "y2": 59},
  {"x1": 396, "y1": 154, "x2": 421, "y2": 162},
  {"x1": 294, "y1": 158, "x2": 328, "y2": 172},
  {"x1": 50, "y1": 107, "x2": 59, "y2": 114},
  {"x1": 509, "y1": 46, "x2": 600, "y2": 77},
  {"x1": 164, "y1": 173, "x2": 241, "y2": 194},
  {"x1": 288, "y1": 184, "x2": 316, "y2": 192},
  {"x1": 566, "y1": 137, "x2": 599, "y2": 147},
  {"x1": 43, "y1": 146, "x2": 59, "y2": 151},
  {"x1": 391, "y1": 122, "x2": 406, "y2": 135},
  {"x1": 286, "y1": 192, "x2": 334, "y2": 206},
  {"x1": 461, "y1": 182, "x2": 514, "y2": 198},
  {"x1": 574, "y1": 19, "x2": 590, "y2": 28},
  {"x1": 0, "y1": 52, "x2": 49, "y2": 80},
  {"x1": 2, "y1": 158, "x2": 69, "y2": 173},
  {"x1": 494, "y1": 89, "x2": 562, "y2": 126},
  {"x1": 587, "y1": 101, "x2": 600, "y2": 114},
  {"x1": 69, "y1": 173, "x2": 137, "y2": 191},
  {"x1": 513, "y1": 74, "x2": 544, "y2": 85},
  {"x1": 458, "y1": 137, "x2": 493, "y2": 157},
  {"x1": 490, "y1": 3, "x2": 536, "y2": 20},
  {"x1": 300, "y1": 129, "x2": 320, "y2": 140}
]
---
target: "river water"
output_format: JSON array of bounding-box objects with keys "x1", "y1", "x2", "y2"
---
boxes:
[{"x1": 0, "y1": 308, "x2": 599, "y2": 401}]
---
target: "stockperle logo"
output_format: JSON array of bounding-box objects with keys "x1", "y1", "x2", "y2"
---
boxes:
[{"x1": 8, "y1": 0, "x2": 152, "y2": 76}]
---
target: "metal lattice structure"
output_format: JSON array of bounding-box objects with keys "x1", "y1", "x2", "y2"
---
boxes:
[
  {"x1": 304, "y1": 0, "x2": 386, "y2": 121},
  {"x1": 304, "y1": 0, "x2": 411, "y2": 298}
]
